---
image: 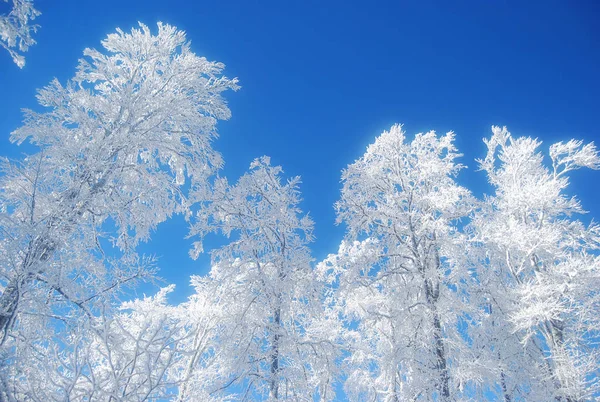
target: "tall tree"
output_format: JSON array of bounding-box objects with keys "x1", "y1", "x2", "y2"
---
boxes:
[
  {"x1": 321, "y1": 125, "x2": 473, "y2": 401},
  {"x1": 0, "y1": 0, "x2": 39, "y2": 67},
  {"x1": 472, "y1": 126, "x2": 600, "y2": 401},
  {"x1": 0, "y1": 22, "x2": 237, "y2": 396},
  {"x1": 186, "y1": 157, "x2": 337, "y2": 401}
]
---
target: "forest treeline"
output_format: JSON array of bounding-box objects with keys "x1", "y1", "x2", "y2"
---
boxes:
[{"x1": 1, "y1": 12, "x2": 599, "y2": 402}]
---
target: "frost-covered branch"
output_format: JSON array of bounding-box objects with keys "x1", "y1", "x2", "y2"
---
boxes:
[{"x1": 0, "y1": 0, "x2": 39, "y2": 67}]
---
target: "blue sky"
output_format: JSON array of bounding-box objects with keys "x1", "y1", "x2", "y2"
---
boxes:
[{"x1": 1, "y1": 0, "x2": 599, "y2": 302}]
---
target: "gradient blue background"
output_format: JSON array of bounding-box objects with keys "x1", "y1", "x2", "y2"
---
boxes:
[{"x1": 1, "y1": 0, "x2": 599, "y2": 308}]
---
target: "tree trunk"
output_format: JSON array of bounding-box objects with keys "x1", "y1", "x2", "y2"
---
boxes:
[
  {"x1": 432, "y1": 306, "x2": 450, "y2": 400},
  {"x1": 0, "y1": 236, "x2": 55, "y2": 345},
  {"x1": 269, "y1": 304, "x2": 281, "y2": 400},
  {"x1": 425, "y1": 277, "x2": 450, "y2": 401},
  {"x1": 547, "y1": 319, "x2": 578, "y2": 402},
  {"x1": 500, "y1": 365, "x2": 511, "y2": 402},
  {"x1": 0, "y1": 279, "x2": 20, "y2": 345}
]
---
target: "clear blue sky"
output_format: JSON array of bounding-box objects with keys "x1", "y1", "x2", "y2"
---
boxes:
[{"x1": 1, "y1": 0, "x2": 599, "y2": 302}]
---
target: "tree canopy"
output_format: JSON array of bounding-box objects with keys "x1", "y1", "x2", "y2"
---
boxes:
[{"x1": 1, "y1": 13, "x2": 599, "y2": 402}]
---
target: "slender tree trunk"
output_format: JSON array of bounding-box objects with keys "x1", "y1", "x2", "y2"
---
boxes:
[
  {"x1": 388, "y1": 338, "x2": 400, "y2": 402},
  {"x1": 500, "y1": 364, "x2": 511, "y2": 402},
  {"x1": 269, "y1": 304, "x2": 281, "y2": 400},
  {"x1": 424, "y1": 277, "x2": 450, "y2": 400},
  {"x1": 413, "y1": 229, "x2": 450, "y2": 401},
  {"x1": 489, "y1": 303, "x2": 512, "y2": 402},
  {"x1": 388, "y1": 377, "x2": 400, "y2": 402},
  {"x1": 432, "y1": 306, "x2": 450, "y2": 400},
  {"x1": 0, "y1": 280, "x2": 20, "y2": 345},
  {"x1": 0, "y1": 237, "x2": 54, "y2": 345},
  {"x1": 546, "y1": 319, "x2": 578, "y2": 402}
]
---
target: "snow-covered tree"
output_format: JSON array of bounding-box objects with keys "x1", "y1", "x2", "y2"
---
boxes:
[
  {"x1": 465, "y1": 215, "x2": 550, "y2": 401},
  {"x1": 186, "y1": 157, "x2": 337, "y2": 401},
  {"x1": 471, "y1": 126, "x2": 600, "y2": 401},
  {"x1": 1, "y1": 285, "x2": 190, "y2": 401},
  {"x1": 320, "y1": 125, "x2": 474, "y2": 401},
  {"x1": 167, "y1": 277, "x2": 229, "y2": 402},
  {"x1": 0, "y1": 0, "x2": 39, "y2": 67},
  {"x1": 0, "y1": 22, "x2": 237, "y2": 397}
]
